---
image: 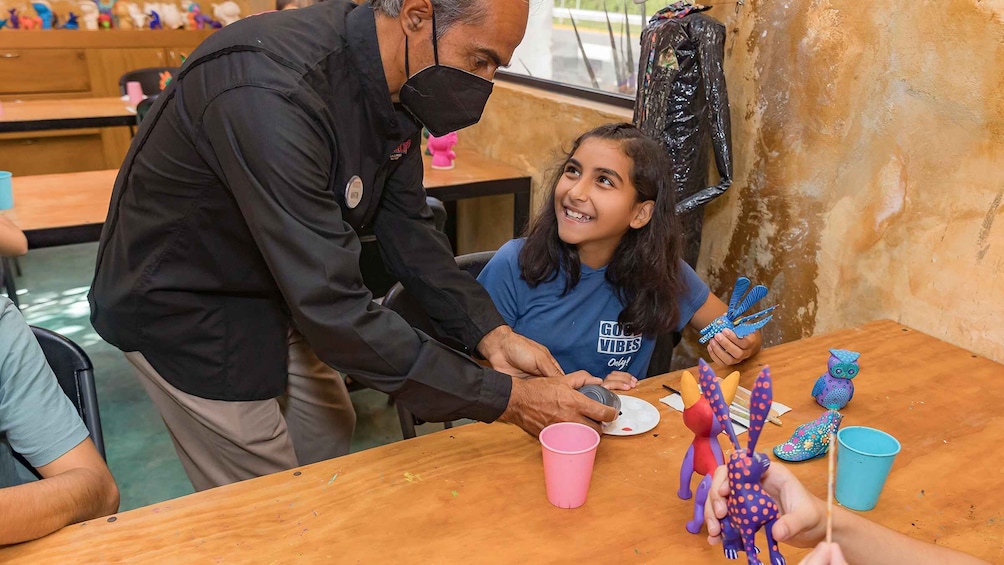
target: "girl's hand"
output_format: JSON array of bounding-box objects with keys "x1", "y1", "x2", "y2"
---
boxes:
[
  {"x1": 602, "y1": 371, "x2": 638, "y2": 391},
  {"x1": 707, "y1": 328, "x2": 761, "y2": 366},
  {"x1": 705, "y1": 463, "x2": 827, "y2": 550}
]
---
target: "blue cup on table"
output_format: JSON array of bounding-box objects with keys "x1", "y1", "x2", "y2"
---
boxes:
[
  {"x1": 0, "y1": 171, "x2": 12, "y2": 211},
  {"x1": 836, "y1": 426, "x2": 901, "y2": 511}
]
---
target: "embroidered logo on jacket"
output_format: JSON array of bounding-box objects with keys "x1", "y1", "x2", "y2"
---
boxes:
[{"x1": 390, "y1": 139, "x2": 412, "y2": 161}]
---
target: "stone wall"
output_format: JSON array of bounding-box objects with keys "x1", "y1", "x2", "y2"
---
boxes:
[{"x1": 457, "y1": 0, "x2": 1004, "y2": 364}]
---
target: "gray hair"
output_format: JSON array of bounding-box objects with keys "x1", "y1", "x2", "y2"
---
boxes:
[{"x1": 370, "y1": 0, "x2": 484, "y2": 37}]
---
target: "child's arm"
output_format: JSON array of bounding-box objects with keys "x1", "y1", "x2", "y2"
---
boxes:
[
  {"x1": 688, "y1": 293, "x2": 762, "y2": 366},
  {"x1": 0, "y1": 216, "x2": 27, "y2": 257}
]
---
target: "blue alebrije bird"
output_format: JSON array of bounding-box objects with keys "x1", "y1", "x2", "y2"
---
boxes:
[
  {"x1": 698, "y1": 276, "x2": 777, "y2": 344},
  {"x1": 811, "y1": 349, "x2": 860, "y2": 410}
]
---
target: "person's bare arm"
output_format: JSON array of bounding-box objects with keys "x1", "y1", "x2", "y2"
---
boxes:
[
  {"x1": 0, "y1": 216, "x2": 27, "y2": 257},
  {"x1": 705, "y1": 464, "x2": 989, "y2": 565},
  {"x1": 0, "y1": 438, "x2": 119, "y2": 545}
]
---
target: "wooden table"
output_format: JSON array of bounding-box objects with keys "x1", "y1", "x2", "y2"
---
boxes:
[
  {"x1": 424, "y1": 148, "x2": 532, "y2": 239},
  {"x1": 0, "y1": 169, "x2": 116, "y2": 249},
  {"x1": 2, "y1": 320, "x2": 1001, "y2": 563},
  {"x1": 0, "y1": 97, "x2": 136, "y2": 133},
  {"x1": 0, "y1": 149, "x2": 531, "y2": 249}
]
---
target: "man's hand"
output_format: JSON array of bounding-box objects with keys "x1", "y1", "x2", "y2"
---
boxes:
[
  {"x1": 478, "y1": 325, "x2": 563, "y2": 379},
  {"x1": 602, "y1": 371, "x2": 638, "y2": 391},
  {"x1": 498, "y1": 376, "x2": 618, "y2": 436},
  {"x1": 708, "y1": 328, "x2": 761, "y2": 366},
  {"x1": 705, "y1": 463, "x2": 826, "y2": 549}
]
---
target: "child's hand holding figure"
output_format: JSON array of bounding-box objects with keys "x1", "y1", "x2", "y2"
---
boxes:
[
  {"x1": 707, "y1": 328, "x2": 761, "y2": 366},
  {"x1": 601, "y1": 371, "x2": 638, "y2": 391}
]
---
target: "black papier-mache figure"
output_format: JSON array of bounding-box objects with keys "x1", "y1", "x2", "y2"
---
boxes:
[{"x1": 633, "y1": 2, "x2": 733, "y2": 268}]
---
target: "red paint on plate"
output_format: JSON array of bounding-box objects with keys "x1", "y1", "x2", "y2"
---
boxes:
[{"x1": 621, "y1": 427, "x2": 633, "y2": 432}]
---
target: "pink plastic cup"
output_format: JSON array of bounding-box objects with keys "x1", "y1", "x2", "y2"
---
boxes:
[
  {"x1": 539, "y1": 422, "x2": 601, "y2": 509},
  {"x1": 126, "y1": 81, "x2": 144, "y2": 107}
]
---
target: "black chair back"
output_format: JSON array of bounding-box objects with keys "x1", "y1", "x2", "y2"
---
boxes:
[
  {"x1": 118, "y1": 67, "x2": 179, "y2": 96},
  {"x1": 30, "y1": 327, "x2": 106, "y2": 460}
]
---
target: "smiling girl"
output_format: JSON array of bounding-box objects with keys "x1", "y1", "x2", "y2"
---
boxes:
[{"x1": 477, "y1": 123, "x2": 761, "y2": 389}]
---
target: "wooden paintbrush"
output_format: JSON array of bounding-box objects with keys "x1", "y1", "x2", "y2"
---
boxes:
[
  {"x1": 826, "y1": 431, "x2": 836, "y2": 544},
  {"x1": 733, "y1": 387, "x2": 783, "y2": 426}
]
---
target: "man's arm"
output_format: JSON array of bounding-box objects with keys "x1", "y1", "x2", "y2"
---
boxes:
[
  {"x1": 371, "y1": 143, "x2": 561, "y2": 378},
  {"x1": 0, "y1": 438, "x2": 119, "y2": 545},
  {"x1": 196, "y1": 87, "x2": 515, "y2": 423}
]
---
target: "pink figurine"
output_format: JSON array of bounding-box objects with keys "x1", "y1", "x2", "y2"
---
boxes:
[{"x1": 427, "y1": 131, "x2": 458, "y2": 170}]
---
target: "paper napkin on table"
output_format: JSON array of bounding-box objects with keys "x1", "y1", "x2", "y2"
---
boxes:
[{"x1": 660, "y1": 386, "x2": 792, "y2": 436}]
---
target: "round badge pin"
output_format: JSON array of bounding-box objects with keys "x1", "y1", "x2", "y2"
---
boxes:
[{"x1": 345, "y1": 176, "x2": 364, "y2": 209}]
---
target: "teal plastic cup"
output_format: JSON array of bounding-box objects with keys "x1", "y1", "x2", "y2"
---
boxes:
[
  {"x1": 0, "y1": 172, "x2": 11, "y2": 211},
  {"x1": 836, "y1": 426, "x2": 901, "y2": 511}
]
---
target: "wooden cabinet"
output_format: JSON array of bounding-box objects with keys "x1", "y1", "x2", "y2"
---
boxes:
[
  {"x1": 0, "y1": 31, "x2": 212, "y2": 176},
  {"x1": 0, "y1": 49, "x2": 90, "y2": 95}
]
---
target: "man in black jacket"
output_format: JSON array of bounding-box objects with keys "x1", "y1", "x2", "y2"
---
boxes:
[{"x1": 89, "y1": 0, "x2": 615, "y2": 490}]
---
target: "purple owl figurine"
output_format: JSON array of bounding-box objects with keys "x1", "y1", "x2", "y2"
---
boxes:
[
  {"x1": 811, "y1": 349, "x2": 860, "y2": 410},
  {"x1": 700, "y1": 364, "x2": 785, "y2": 565}
]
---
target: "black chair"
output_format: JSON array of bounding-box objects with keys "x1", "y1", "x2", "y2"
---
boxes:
[
  {"x1": 0, "y1": 257, "x2": 18, "y2": 308},
  {"x1": 30, "y1": 327, "x2": 106, "y2": 461},
  {"x1": 381, "y1": 250, "x2": 495, "y2": 439},
  {"x1": 118, "y1": 67, "x2": 179, "y2": 97},
  {"x1": 647, "y1": 331, "x2": 682, "y2": 377},
  {"x1": 136, "y1": 97, "x2": 156, "y2": 125}
]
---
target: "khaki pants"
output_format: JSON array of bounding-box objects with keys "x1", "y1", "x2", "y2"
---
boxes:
[{"x1": 125, "y1": 329, "x2": 356, "y2": 491}]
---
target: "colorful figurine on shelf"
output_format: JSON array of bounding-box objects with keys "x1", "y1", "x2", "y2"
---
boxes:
[
  {"x1": 0, "y1": 18, "x2": 7, "y2": 29},
  {"x1": 161, "y1": 4, "x2": 184, "y2": 29},
  {"x1": 97, "y1": 11, "x2": 112, "y2": 28},
  {"x1": 127, "y1": 3, "x2": 146, "y2": 28},
  {"x1": 63, "y1": 11, "x2": 80, "y2": 28},
  {"x1": 31, "y1": 1, "x2": 53, "y2": 29},
  {"x1": 212, "y1": 0, "x2": 239, "y2": 26},
  {"x1": 20, "y1": 13, "x2": 42, "y2": 29},
  {"x1": 112, "y1": 1, "x2": 132, "y2": 28},
  {"x1": 8, "y1": 8, "x2": 20, "y2": 29},
  {"x1": 79, "y1": 1, "x2": 99, "y2": 29},
  {"x1": 811, "y1": 349, "x2": 860, "y2": 410},
  {"x1": 427, "y1": 131, "x2": 458, "y2": 170},
  {"x1": 679, "y1": 362, "x2": 740, "y2": 534},
  {"x1": 148, "y1": 9, "x2": 161, "y2": 28},
  {"x1": 773, "y1": 409, "x2": 842, "y2": 462},
  {"x1": 700, "y1": 364, "x2": 786, "y2": 565},
  {"x1": 699, "y1": 276, "x2": 776, "y2": 344}
]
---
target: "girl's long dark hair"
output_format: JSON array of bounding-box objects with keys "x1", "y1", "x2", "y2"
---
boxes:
[{"x1": 519, "y1": 123, "x2": 687, "y2": 337}]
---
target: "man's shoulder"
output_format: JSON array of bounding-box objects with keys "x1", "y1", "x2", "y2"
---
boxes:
[{"x1": 182, "y1": 0, "x2": 355, "y2": 85}]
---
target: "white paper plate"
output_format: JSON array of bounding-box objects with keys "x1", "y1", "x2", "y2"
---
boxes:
[{"x1": 603, "y1": 395, "x2": 661, "y2": 436}]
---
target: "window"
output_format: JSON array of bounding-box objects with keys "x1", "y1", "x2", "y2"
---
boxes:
[{"x1": 507, "y1": 0, "x2": 647, "y2": 100}]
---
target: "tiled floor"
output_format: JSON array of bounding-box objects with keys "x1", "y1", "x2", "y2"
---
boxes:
[{"x1": 9, "y1": 243, "x2": 463, "y2": 511}]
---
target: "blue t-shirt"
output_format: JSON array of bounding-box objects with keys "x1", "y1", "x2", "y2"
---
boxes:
[
  {"x1": 0, "y1": 298, "x2": 89, "y2": 488},
  {"x1": 478, "y1": 239, "x2": 710, "y2": 379}
]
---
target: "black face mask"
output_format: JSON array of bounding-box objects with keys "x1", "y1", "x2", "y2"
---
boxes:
[{"x1": 399, "y1": 13, "x2": 494, "y2": 137}]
